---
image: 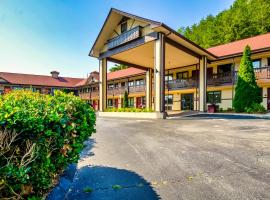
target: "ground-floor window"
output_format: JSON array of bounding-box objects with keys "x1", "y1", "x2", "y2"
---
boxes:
[
  {"x1": 165, "y1": 95, "x2": 173, "y2": 105},
  {"x1": 128, "y1": 97, "x2": 134, "y2": 107},
  {"x1": 207, "y1": 91, "x2": 221, "y2": 104},
  {"x1": 108, "y1": 99, "x2": 113, "y2": 107}
]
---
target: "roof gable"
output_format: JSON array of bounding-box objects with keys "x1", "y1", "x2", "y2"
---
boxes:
[{"x1": 89, "y1": 8, "x2": 161, "y2": 58}]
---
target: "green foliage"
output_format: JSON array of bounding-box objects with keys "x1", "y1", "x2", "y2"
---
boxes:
[
  {"x1": 123, "y1": 91, "x2": 129, "y2": 108},
  {"x1": 83, "y1": 187, "x2": 93, "y2": 193},
  {"x1": 105, "y1": 107, "x2": 153, "y2": 112},
  {"x1": 179, "y1": 0, "x2": 270, "y2": 48},
  {"x1": 0, "y1": 90, "x2": 96, "y2": 199},
  {"x1": 109, "y1": 64, "x2": 128, "y2": 72},
  {"x1": 112, "y1": 185, "x2": 122, "y2": 190},
  {"x1": 245, "y1": 103, "x2": 266, "y2": 113},
  {"x1": 233, "y1": 46, "x2": 262, "y2": 112}
]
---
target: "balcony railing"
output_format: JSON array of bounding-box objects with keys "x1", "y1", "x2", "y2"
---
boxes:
[
  {"x1": 107, "y1": 26, "x2": 142, "y2": 50},
  {"x1": 107, "y1": 85, "x2": 146, "y2": 95},
  {"x1": 254, "y1": 66, "x2": 270, "y2": 79},
  {"x1": 207, "y1": 71, "x2": 235, "y2": 86},
  {"x1": 167, "y1": 78, "x2": 197, "y2": 90}
]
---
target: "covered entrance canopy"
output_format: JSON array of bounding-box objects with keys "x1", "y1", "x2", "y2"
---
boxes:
[{"x1": 89, "y1": 8, "x2": 217, "y2": 114}]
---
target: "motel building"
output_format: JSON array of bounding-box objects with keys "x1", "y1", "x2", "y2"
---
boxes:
[{"x1": 83, "y1": 8, "x2": 270, "y2": 117}]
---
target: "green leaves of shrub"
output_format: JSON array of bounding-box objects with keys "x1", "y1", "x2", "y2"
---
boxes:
[{"x1": 0, "y1": 90, "x2": 96, "y2": 198}]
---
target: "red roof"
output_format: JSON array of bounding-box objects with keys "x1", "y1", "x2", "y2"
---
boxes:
[
  {"x1": 107, "y1": 67, "x2": 146, "y2": 80},
  {"x1": 207, "y1": 33, "x2": 270, "y2": 57},
  {"x1": 0, "y1": 72, "x2": 83, "y2": 88}
]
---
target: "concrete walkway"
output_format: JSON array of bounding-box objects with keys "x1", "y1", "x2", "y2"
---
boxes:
[{"x1": 48, "y1": 116, "x2": 270, "y2": 200}]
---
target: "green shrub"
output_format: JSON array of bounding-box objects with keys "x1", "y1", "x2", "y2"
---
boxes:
[
  {"x1": 123, "y1": 91, "x2": 129, "y2": 108},
  {"x1": 105, "y1": 107, "x2": 153, "y2": 112},
  {"x1": 233, "y1": 45, "x2": 262, "y2": 112},
  {"x1": 244, "y1": 103, "x2": 266, "y2": 113},
  {"x1": 0, "y1": 90, "x2": 96, "y2": 199}
]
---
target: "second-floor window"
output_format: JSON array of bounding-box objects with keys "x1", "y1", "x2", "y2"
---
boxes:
[
  {"x1": 176, "y1": 71, "x2": 189, "y2": 80},
  {"x1": 252, "y1": 59, "x2": 261, "y2": 69},
  {"x1": 165, "y1": 74, "x2": 173, "y2": 81},
  {"x1": 218, "y1": 64, "x2": 232, "y2": 74},
  {"x1": 135, "y1": 79, "x2": 144, "y2": 86},
  {"x1": 121, "y1": 22, "x2": 127, "y2": 33},
  {"x1": 267, "y1": 57, "x2": 270, "y2": 66},
  {"x1": 128, "y1": 81, "x2": 134, "y2": 87},
  {"x1": 108, "y1": 84, "x2": 114, "y2": 89}
]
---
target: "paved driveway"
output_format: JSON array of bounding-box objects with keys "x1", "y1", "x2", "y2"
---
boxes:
[{"x1": 66, "y1": 117, "x2": 270, "y2": 200}]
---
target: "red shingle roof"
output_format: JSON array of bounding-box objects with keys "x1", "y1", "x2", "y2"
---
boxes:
[
  {"x1": 207, "y1": 33, "x2": 270, "y2": 57},
  {"x1": 107, "y1": 67, "x2": 146, "y2": 80},
  {"x1": 0, "y1": 72, "x2": 83, "y2": 88}
]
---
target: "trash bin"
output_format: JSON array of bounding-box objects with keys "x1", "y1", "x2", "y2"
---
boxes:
[{"x1": 208, "y1": 104, "x2": 216, "y2": 113}]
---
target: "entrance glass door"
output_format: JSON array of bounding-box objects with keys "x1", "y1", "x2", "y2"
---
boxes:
[{"x1": 181, "y1": 93, "x2": 194, "y2": 110}]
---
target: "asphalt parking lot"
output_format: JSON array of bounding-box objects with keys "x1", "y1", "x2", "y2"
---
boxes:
[{"x1": 58, "y1": 116, "x2": 270, "y2": 200}]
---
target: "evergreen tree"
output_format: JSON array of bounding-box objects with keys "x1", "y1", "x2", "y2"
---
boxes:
[
  {"x1": 233, "y1": 45, "x2": 262, "y2": 112},
  {"x1": 123, "y1": 90, "x2": 129, "y2": 108}
]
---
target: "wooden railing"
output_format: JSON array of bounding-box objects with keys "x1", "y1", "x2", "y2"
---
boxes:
[
  {"x1": 107, "y1": 85, "x2": 146, "y2": 95},
  {"x1": 207, "y1": 71, "x2": 234, "y2": 86},
  {"x1": 107, "y1": 26, "x2": 142, "y2": 50},
  {"x1": 167, "y1": 78, "x2": 197, "y2": 90},
  {"x1": 254, "y1": 66, "x2": 270, "y2": 79}
]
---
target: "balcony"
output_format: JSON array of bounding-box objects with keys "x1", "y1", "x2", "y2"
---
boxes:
[
  {"x1": 107, "y1": 85, "x2": 146, "y2": 96},
  {"x1": 167, "y1": 78, "x2": 197, "y2": 90},
  {"x1": 254, "y1": 66, "x2": 270, "y2": 79},
  {"x1": 207, "y1": 71, "x2": 234, "y2": 86},
  {"x1": 107, "y1": 26, "x2": 142, "y2": 50}
]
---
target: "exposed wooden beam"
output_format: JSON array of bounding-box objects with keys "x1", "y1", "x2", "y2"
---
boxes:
[{"x1": 164, "y1": 37, "x2": 202, "y2": 59}]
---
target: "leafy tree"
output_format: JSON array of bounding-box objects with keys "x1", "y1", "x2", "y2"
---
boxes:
[
  {"x1": 179, "y1": 0, "x2": 270, "y2": 48},
  {"x1": 123, "y1": 90, "x2": 129, "y2": 108},
  {"x1": 233, "y1": 46, "x2": 262, "y2": 112},
  {"x1": 109, "y1": 64, "x2": 128, "y2": 72}
]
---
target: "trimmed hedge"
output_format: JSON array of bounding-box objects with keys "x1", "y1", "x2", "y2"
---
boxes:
[
  {"x1": 105, "y1": 107, "x2": 153, "y2": 112},
  {"x1": 0, "y1": 90, "x2": 96, "y2": 199}
]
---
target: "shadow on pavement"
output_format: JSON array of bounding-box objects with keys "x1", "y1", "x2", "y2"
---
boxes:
[
  {"x1": 66, "y1": 166, "x2": 160, "y2": 200},
  {"x1": 182, "y1": 113, "x2": 270, "y2": 120}
]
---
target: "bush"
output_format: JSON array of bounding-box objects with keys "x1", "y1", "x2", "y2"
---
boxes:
[
  {"x1": 0, "y1": 90, "x2": 96, "y2": 199},
  {"x1": 105, "y1": 107, "x2": 153, "y2": 112},
  {"x1": 244, "y1": 103, "x2": 266, "y2": 113},
  {"x1": 233, "y1": 45, "x2": 262, "y2": 112}
]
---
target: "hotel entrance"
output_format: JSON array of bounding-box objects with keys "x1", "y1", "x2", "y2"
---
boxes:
[{"x1": 181, "y1": 93, "x2": 194, "y2": 110}]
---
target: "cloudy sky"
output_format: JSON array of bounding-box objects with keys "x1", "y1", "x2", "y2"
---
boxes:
[{"x1": 0, "y1": 0, "x2": 234, "y2": 78}]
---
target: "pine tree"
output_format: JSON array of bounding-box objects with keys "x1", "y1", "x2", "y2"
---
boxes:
[
  {"x1": 233, "y1": 45, "x2": 262, "y2": 112},
  {"x1": 123, "y1": 90, "x2": 129, "y2": 108}
]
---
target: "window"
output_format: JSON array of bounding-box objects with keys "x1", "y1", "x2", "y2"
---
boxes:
[
  {"x1": 121, "y1": 22, "x2": 127, "y2": 33},
  {"x1": 192, "y1": 70, "x2": 199, "y2": 79},
  {"x1": 176, "y1": 71, "x2": 189, "y2": 80},
  {"x1": 121, "y1": 82, "x2": 126, "y2": 87},
  {"x1": 218, "y1": 64, "x2": 232, "y2": 74},
  {"x1": 108, "y1": 84, "x2": 114, "y2": 89},
  {"x1": 128, "y1": 81, "x2": 134, "y2": 87},
  {"x1": 252, "y1": 59, "x2": 261, "y2": 69},
  {"x1": 128, "y1": 97, "x2": 134, "y2": 107},
  {"x1": 135, "y1": 79, "x2": 144, "y2": 86},
  {"x1": 165, "y1": 74, "x2": 173, "y2": 81},
  {"x1": 12, "y1": 86, "x2": 22, "y2": 90},
  {"x1": 114, "y1": 83, "x2": 119, "y2": 88},
  {"x1": 108, "y1": 99, "x2": 113, "y2": 107},
  {"x1": 207, "y1": 91, "x2": 221, "y2": 104},
  {"x1": 165, "y1": 94, "x2": 173, "y2": 105},
  {"x1": 267, "y1": 57, "x2": 270, "y2": 66}
]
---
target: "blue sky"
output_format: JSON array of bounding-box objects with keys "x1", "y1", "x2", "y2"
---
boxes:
[{"x1": 0, "y1": 0, "x2": 234, "y2": 78}]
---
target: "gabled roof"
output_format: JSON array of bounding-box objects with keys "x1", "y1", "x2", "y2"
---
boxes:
[
  {"x1": 76, "y1": 67, "x2": 146, "y2": 87},
  {"x1": 0, "y1": 72, "x2": 83, "y2": 88},
  {"x1": 107, "y1": 67, "x2": 146, "y2": 80},
  {"x1": 89, "y1": 8, "x2": 217, "y2": 60},
  {"x1": 89, "y1": 8, "x2": 161, "y2": 58},
  {"x1": 207, "y1": 33, "x2": 270, "y2": 58}
]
